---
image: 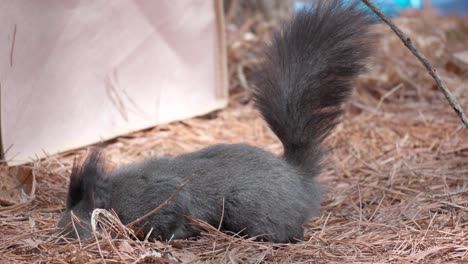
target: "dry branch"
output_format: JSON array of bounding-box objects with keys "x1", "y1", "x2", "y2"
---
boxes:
[
  {"x1": 361, "y1": 0, "x2": 468, "y2": 128},
  {"x1": 440, "y1": 201, "x2": 468, "y2": 213},
  {"x1": 430, "y1": 188, "x2": 468, "y2": 199},
  {"x1": 126, "y1": 176, "x2": 192, "y2": 227}
]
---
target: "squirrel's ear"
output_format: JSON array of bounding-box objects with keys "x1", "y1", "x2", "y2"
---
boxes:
[
  {"x1": 66, "y1": 157, "x2": 84, "y2": 210},
  {"x1": 66, "y1": 149, "x2": 108, "y2": 210}
]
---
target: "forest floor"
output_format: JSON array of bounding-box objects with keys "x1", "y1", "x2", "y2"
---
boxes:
[{"x1": 1, "y1": 9, "x2": 467, "y2": 264}]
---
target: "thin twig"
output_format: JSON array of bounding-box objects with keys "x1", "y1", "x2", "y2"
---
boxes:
[
  {"x1": 431, "y1": 188, "x2": 468, "y2": 199},
  {"x1": 226, "y1": 0, "x2": 239, "y2": 24},
  {"x1": 361, "y1": 0, "x2": 468, "y2": 128},
  {"x1": 70, "y1": 211, "x2": 82, "y2": 249},
  {"x1": 93, "y1": 227, "x2": 105, "y2": 262},
  {"x1": 318, "y1": 212, "x2": 332, "y2": 239},
  {"x1": 237, "y1": 62, "x2": 251, "y2": 92},
  {"x1": 376, "y1": 83, "x2": 403, "y2": 110},
  {"x1": 440, "y1": 201, "x2": 468, "y2": 213},
  {"x1": 218, "y1": 197, "x2": 225, "y2": 231},
  {"x1": 126, "y1": 176, "x2": 192, "y2": 227},
  {"x1": 10, "y1": 24, "x2": 16, "y2": 67}
]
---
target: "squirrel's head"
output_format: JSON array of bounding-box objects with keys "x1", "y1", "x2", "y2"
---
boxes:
[{"x1": 56, "y1": 150, "x2": 110, "y2": 240}]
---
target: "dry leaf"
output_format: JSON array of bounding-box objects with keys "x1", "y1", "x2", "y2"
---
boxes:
[{"x1": 0, "y1": 166, "x2": 35, "y2": 209}]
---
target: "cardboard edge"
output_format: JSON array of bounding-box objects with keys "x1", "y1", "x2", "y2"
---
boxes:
[
  {"x1": 214, "y1": 0, "x2": 229, "y2": 100},
  {"x1": 0, "y1": 83, "x2": 4, "y2": 161},
  {"x1": 6, "y1": 98, "x2": 228, "y2": 166}
]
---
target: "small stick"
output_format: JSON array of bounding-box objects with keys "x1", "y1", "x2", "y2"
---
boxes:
[
  {"x1": 226, "y1": 0, "x2": 239, "y2": 24},
  {"x1": 70, "y1": 211, "x2": 82, "y2": 248},
  {"x1": 93, "y1": 228, "x2": 105, "y2": 262},
  {"x1": 440, "y1": 201, "x2": 468, "y2": 213},
  {"x1": 430, "y1": 188, "x2": 468, "y2": 199},
  {"x1": 376, "y1": 83, "x2": 403, "y2": 110},
  {"x1": 126, "y1": 175, "x2": 192, "y2": 227},
  {"x1": 237, "y1": 62, "x2": 251, "y2": 92},
  {"x1": 361, "y1": 0, "x2": 468, "y2": 128},
  {"x1": 218, "y1": 197, "x2": 225, "y2": 231},
  {"x1": 10, "y1": 24, "x2": 16, "y2": 67}
]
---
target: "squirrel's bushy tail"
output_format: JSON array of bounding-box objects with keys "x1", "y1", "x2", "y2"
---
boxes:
[{"x1": 253, "y1": 0, "x2": 375, "y2": 176}]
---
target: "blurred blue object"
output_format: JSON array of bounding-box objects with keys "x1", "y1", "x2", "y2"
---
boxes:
[
  {"x1": 430, "y1": 0, "x2": 468, "y2": 16},
  {"x1": 293, "y1": 0, "x2": 468, "y2": 17},
  {"x1": 292, "y1": 0, "x2": 421, "y2": 17}
]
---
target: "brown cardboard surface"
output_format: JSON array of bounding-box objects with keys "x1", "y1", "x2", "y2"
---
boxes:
[{"x1": 0, "y1": 0, "x2": 227, "y2": 165}]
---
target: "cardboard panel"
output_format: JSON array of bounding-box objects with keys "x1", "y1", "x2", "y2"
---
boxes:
[{"x1": 0, "y1": 0, "x2": 227, "y2": 165}]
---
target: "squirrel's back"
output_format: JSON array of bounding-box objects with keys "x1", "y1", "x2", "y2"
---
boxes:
[{"x1": 253, "y1": 0, "x2": 375, "y2": 176}]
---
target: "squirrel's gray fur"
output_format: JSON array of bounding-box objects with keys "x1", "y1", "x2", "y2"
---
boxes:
[{"x1": 57, "y1": 0, "x2": 375, "y2": 243}]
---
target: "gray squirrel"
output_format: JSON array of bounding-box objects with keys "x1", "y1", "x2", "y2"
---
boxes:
[{"x1": 57, "y1": 0, "x2": 375, "y2": 243}]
